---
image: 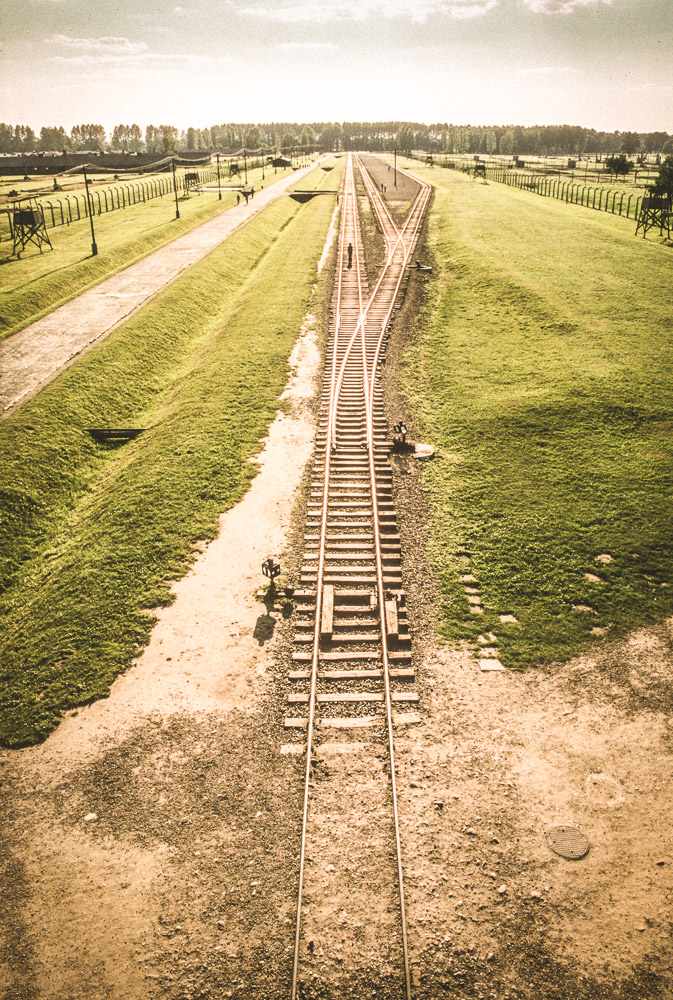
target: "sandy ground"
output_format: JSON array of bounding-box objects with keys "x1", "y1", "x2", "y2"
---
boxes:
[{"x1": 1, "y1": 179, "x2": 672, "y2": 1000}]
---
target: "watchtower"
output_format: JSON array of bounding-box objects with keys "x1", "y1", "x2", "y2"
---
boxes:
[
  {"x1": 635, "y1": 195, "x2": 671, "y2": 238},
  {"x1": 184, "y1": 171, "x2": 201, "y2": 194},
  {"x1": 11, "y1": 202, "x2": 53, "y2": 257}
]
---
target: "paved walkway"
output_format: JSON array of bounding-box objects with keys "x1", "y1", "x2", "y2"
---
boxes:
[{"x1": 0, "y1": 161, "x2": 321, "y2": 415}]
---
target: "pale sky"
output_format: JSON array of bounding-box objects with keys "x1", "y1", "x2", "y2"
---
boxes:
[{"x1": 1, "y1": 0, "x2": 671, "y2": 133}]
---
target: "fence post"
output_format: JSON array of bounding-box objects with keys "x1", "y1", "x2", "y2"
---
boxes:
[
  {"x1": 598, "y1": 189, "x2": 603, "y2": 211},
  {"x1": 57, "y1": 199, "x2": 64, "y2": 224},
  {"x1": 46, "y1": 200, "x2": 55, "y2": 226},
  {"x1": 592, "y1": 188, "x2": 597, "y2": 209},
  {"x1": 618, "y1": 193, "x2": 624, "y2": 216},
  {"x1": 96, "y1": 191, "x2": 102, "y2": 214},
  {"x1": 635, "y1": 196, "x2": 642, "y2": 220}
]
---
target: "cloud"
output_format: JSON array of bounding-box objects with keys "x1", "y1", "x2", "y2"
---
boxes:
[
  {"x1": 48, "y1": 52, "x2": 228, "y2": 68},
  {"x1": 237, "y1": 0, "x2": 497, "y2": 23},
  {"x1": 47, "y1": 35, "x2": 148, "y2": 54},
  {"x1": 518, "y1": 65, "x2": 582, "y2": 74},
  {"x1": 44, "y1": 33, "x2": 234, "y2": 69},
  {"x1": 522, "y1": 0, "x2": 612, "y2": 12},
  {"x1": 277, "y1": 41, "x2": 339, "y2": 49}
]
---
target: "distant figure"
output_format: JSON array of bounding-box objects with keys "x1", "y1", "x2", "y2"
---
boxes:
[
  {"x1": 347, "y1": 243, "x2": 353, "y2": 269},
  {"x1": 237, "y1": 193, "x2": 240, "y2": 204},
  {"x1": 245, "y1": 193, "x2": 249, "y2": 205},
  {"x1": 251, "y1": 187, "x2": 255, "y2": 198}
]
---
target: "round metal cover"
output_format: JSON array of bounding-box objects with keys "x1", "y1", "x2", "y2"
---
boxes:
[{"x1": 547, "y1": 825, "x2": 590, "y2": 860}]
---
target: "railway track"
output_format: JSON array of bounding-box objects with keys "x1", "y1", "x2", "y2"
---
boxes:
[{"x1": 286, "y1": 153, "x2": 431, "y2": 999}]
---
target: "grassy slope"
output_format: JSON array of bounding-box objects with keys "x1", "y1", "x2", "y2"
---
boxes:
[
  {"x1": 398, "y1": 163, "x2": 673, "y2": 667},
  {"x1": 0, "y1": 159, "x2": 340, "y2": 747},
  {"x1": 0, "y1": 162, "x2": 291, "y2": 342}
]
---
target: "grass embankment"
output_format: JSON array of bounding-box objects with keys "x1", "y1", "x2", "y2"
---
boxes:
[
  {"x1": 397, "y1": 164, "x2": 673, "y2": 668},
  {"x1": 0, "y1": 161, "x2": 342, "y2": 747},
  {"x1": 0, "y1": 162, "x2": 292, "y2": 342}
]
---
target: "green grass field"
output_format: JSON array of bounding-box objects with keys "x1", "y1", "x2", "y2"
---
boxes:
[
  {"x1": 0, "y1": 162, "x2": 292, "y2": 342},
  {"x1": 0, "y1": 158, "x2": 341, "y2": 747},
  {"x1": 396, "y1": 161, "x2": 673, "y2": 668}
]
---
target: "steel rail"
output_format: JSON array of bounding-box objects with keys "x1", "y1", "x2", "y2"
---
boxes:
[
  {"x1": 290, "y1": 153, "x2": 364, "y2": 1000},
  {"x1": 356, "y1": 156, "x2": 432, "y2": 446},
  {"x1": 354, "y1": 156, "x2": 431, "y2": 1000},
  {"x1": 291, "y1": 152, "x2": 431, "y2": 1000},
  {"x1": 329, "y1": 154, "x2": 430, "y2": 449}
]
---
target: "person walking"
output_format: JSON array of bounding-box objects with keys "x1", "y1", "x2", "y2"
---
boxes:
[{"x1": 347, "y1": 243, "x2": 353, "y2": 268}]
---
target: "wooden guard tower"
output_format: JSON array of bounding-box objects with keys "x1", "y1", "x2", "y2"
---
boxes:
[
  {"x1": 635, "y1": 195, "x2": 671, "y2": 239},
  {"x1": 11, "y1": 202, "x2": 53, "y2": 257}
]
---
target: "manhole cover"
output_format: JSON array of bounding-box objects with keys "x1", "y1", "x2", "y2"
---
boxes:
[{"x1": 547, "y1": 825, "x2": 590, "y2": 860}]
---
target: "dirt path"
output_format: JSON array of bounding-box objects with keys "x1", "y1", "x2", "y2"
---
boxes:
[{"x1": 0, "y1": 159, "x2": 323, "y2": 416}]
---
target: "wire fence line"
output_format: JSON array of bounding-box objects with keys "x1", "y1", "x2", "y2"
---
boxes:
[
  {"x1": 468, "y1": 164, "x2": 647, "y2": 223},
  {"x1": 0, "y1": 163, "x2": 223, "y2": 244},
  {"x1": 406, "y1": 152, "x2": 653, "y2": 225}
]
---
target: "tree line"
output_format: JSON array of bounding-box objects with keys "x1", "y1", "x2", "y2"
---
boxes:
[{"x1": 1, "y1": 121, "x2": 671, "y2": 157}]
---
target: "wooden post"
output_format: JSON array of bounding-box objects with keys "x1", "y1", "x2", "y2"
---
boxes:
[
  {"x1": 83, "y1": 166, "x2": 98, "y2": 255},
  {"x1": 172, "y1": 158, "x2": 180, "y2": 219},
  {"x1": 320, "y1": 585, "x2": 334, "y2": 638}
]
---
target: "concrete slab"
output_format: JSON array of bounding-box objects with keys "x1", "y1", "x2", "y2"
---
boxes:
[
  {"x1": 0, "y1": 161, "x2": 324, "y2": 416},
  {"x1": 480, "y1": 658, "x2": 505, "y2": 672}
]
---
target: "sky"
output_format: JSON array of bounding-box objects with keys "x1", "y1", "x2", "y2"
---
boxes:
[{"x1": 1, "y1": 0, "x2": 671, "y2": 134}]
